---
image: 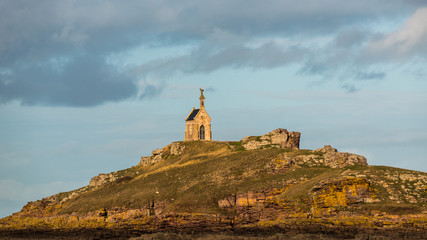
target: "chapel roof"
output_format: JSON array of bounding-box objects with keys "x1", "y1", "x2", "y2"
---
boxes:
[{"x1": 186, "y1": 109, "x2": 200, "y2": 121}]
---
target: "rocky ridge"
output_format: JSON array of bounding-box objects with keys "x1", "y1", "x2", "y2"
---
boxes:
[{"x1": 1, "y1": 129, "x2": 426, "y2": 239}]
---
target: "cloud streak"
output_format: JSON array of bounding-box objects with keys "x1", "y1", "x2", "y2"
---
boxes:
[
  {"x1": 135, "y1": 41, "x2": 308, "y2": 76},
  {"x1": 0, "y1": 179, "x2": 84, "y2": 202}
]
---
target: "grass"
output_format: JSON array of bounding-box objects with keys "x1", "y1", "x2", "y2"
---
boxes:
[
  {"x1": 61, "y1": 143, "x2": 287, "y2": 214},
  {"x1": 56, "y1": 141, "x2": 425, "y2": 216},
  {"x1": 227, "y1": 141, "x2": 245, "y2": 151},
  {"x1": 282, "y1": 168, "x2": 342, "y2": 198}
]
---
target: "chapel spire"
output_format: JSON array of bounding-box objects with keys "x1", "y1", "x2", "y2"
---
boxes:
[{"x1": 199, "y1": 88, "x2": 205, "y2": 108}]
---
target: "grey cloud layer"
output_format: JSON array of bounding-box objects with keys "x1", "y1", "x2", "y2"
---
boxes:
[
  {"x1": 0, "y1": 0, "x2": 425, "y2": 106},
  {"x1": 0, "y1": 55, "x2": 137, "y2": 106}
]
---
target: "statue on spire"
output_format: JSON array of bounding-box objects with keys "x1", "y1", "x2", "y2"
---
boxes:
[{"x1": 199, "y1": 88, "x2": 205, "y2": 107}]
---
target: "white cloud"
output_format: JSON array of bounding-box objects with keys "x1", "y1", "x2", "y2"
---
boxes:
[{"x1": 367, "y1": 7, "x2": 427, "y2": 58}]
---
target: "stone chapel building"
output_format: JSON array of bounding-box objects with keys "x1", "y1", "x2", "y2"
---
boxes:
[{"x1": 185, "y1": 89, "x2": 212, "y2": 141}]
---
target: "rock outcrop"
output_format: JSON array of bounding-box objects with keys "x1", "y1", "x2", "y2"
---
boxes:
[
  {"x1": 267, "y1": 145, "x2": 368, "y2": 172},
  {"x1": 170, "y1": 142, "x2": 186, "y2": 155},
  {"x1": 311, "y1": 177, "x2": 380, "y2": 216},
  {"x1": 242, "y1": 128, "x2": 301, "y2": 150},
  {"x1": 315, "y1": 145, "x2": 367, "y2": 168},
  {"x1": 140, "y1": 148, "x2": 163, "y2": 166},
  {"x1": 139, "y1": 142, "x2": 186, "y2": 166},
  {"x1": 89, "y1": 173, "x2": 118, "y2": 187}
]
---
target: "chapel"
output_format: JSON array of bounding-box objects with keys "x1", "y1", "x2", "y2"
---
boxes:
[{"x1": 185, "y1": 89, "x2": 212, "y2": 141}]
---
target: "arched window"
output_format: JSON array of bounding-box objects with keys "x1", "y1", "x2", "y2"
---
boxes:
[{"x1": 199, "y1": 125, "x2": 205, "y2": 140}]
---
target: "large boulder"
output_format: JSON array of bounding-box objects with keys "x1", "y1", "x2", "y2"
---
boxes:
[
  {"x1": 242, "y1": 128, "x2": 301, "y2": 150},
  {"x1": 314, "y1": 145, "x2": 367, "y2": 168}
]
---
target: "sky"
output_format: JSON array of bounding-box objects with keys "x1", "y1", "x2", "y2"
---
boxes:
[{"x1": 0, "y1": 0, "x2": 426, "y2": 218}]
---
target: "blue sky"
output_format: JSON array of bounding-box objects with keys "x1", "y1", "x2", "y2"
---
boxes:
[{"x1": 0, "y1": 0, "x2": 426, "y2": 218}]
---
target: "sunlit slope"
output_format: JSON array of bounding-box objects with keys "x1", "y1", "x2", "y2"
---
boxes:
[{"x1": 57, "y1": 140, "x2": 425, "y2": 215}]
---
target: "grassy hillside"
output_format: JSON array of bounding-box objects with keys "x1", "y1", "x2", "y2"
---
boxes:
[
  {"x1": 1, "y1": 139, "x2": 426, "y2": 239},
  {"x1": 56, "y1": 140, "x2": 425, "y2": 216}
]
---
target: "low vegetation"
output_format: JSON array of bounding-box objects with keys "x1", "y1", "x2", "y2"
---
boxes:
[{"x1": 1, "y1": 140, "x2": 426, "y2": 237}]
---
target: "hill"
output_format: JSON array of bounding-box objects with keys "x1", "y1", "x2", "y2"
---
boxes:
[{"x1": 0, "y1": 129, "x2": 426, "y2": 239}]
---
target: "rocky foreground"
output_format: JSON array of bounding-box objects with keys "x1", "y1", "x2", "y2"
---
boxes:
[{"x1": 0, "y1": 129, "x2": 426, "y2": 239}]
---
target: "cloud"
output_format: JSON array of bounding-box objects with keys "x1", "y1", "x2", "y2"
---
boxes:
[
  {"x1": 138, "y1": 81, "x2": 164, "y2": 99},
  {"x1": 0, "y1": 0, "x2": 177, "y2": 107},
  {"x1": 334, "y1": 28, "x2": 368, "y2": 49},
  {"x1": 135, "y1": 41, "x2": 307, "y2": 76},
  {"x1": 0, "y1": 55, "x2": 139, "y2": 107},
  {"x1": 355, "y1": 71, "x2": 386, "y2": 80},
  {"x1": 204, "y1": 87, "x2": 216, "y2": 92},
  {"x1": 297, "y1": 7, "x2": 427, "y2": 86},
  {"x1": 131, "y1": 5, "x2": 427, "y2": 84},
  {"x1": 341, "y1": 83, "x2": 359, "y2": 93},
  {"x1": 365, "y1": 7, "x2": 427, "y2": 61},
  {"x1": 0, "y1": 1, "x2": 426, "y2": 106}
]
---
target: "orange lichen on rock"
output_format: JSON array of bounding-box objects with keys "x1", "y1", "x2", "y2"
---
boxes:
[{"x1": 311, "y1": 177, "x2": 378, "y2": 216}]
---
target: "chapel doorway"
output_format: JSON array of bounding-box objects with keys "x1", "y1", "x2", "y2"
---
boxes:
[{"x1": 199, "y1": 125, "x2": 205, "y2": 140}]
